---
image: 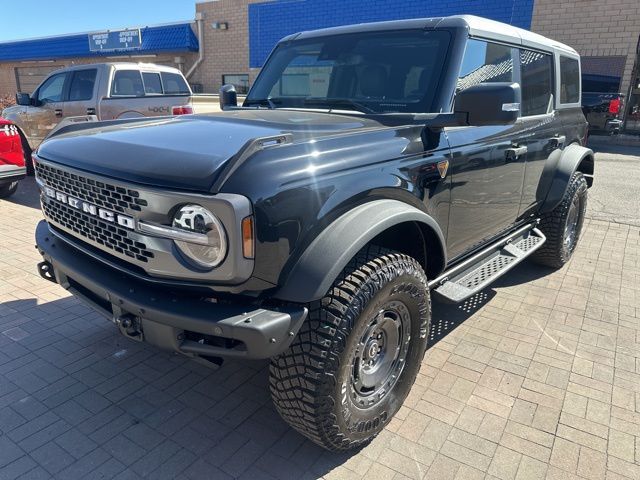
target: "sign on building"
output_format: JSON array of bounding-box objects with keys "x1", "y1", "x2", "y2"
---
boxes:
[{"x1": 88, "y1": 29, "x2": 142, "y2": 52}]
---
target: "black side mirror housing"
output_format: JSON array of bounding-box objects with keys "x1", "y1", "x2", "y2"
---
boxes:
[
  {"x1": 219, "y1": 84, "x2": 238, "y2": 110},
  {"x1": 15, "y1": 92, "x2": 31, "y2": 106},
  {"x1": 454, "y1": 82, "x2": 521, "y2": 126}
]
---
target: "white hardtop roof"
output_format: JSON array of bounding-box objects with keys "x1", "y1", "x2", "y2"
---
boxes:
[{"x1": 456, "y1": 15, "x2": 578, "y2": 55}]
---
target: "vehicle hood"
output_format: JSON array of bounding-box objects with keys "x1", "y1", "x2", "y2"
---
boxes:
[
  {"x1": 1, "y1": 105, "x2": 23, "y2": 119},
  {"x1": 36, "y1": 109, "x2": 390, "y2": 191}
]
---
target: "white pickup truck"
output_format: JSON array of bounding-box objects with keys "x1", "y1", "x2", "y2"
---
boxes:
[{"x1": 2, "y1": 62, "x2": 228, "y2": 172}]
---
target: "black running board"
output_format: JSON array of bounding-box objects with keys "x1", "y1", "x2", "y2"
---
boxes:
[{"x1": 430, "y1": 224, "x2": 546, "y2": 303}]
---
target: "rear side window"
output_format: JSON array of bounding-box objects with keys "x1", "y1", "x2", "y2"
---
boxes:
[
  {"x1": 560, "y1": 56, "x2": 580, "y2": 104},
  {"x1": 160, "y1": 72, "x2": 190, "y2": 94},
  {"x1": 68, "y1": 69, "x2": 97, "y2": 101},
  {"x1": 519, "y1": 50, "x2": 554, "y2": 116},
  {"x1": 111, "y1": 70, "x2": 145, "y2": 96},
  {"x1": 142, "y1": 72, "x2": 163, "y2": 94},
  {"x1": 457, "y1": 39, "x2": 514, "y2": 92}
]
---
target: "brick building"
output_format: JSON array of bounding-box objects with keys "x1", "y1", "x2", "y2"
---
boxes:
[{"x1": 0, "y1": 0, "x2": 639, "y2": 128}]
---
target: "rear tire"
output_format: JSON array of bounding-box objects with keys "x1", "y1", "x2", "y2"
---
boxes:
[
  {"x1": 269, "y1": 246, "x2": 430, "y2": 451},
  {"x1": 532, "y1": 171, "x2": 588, "y2": 268},
  {"x1": 0, "y1": 181, "x2": 19, "y2": 199}
]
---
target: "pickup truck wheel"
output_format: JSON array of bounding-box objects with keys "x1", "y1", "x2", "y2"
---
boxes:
[
  {"x1": 533, "y1": 171, "x2": 588, "y2": 268},
  {"x1": 269, "y1": 246, "x2": 430, "y2": 451},
  {"x1": 0, "y1": 181, "x2": 19, "y2": 199}
]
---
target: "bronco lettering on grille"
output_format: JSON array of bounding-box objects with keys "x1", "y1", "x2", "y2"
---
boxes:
[{"x1": 43, "y1": 185, "x2": 135, "y2": 230}]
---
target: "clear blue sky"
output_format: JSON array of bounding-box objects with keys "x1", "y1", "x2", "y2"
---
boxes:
[{"x1": 0, "y1": 0, "x2": 196, "y2": 42}]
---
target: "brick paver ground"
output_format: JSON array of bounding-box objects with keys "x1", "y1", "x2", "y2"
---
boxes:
[{"x1": 1, "y1": 162, "x2": 639, "y2": 479}]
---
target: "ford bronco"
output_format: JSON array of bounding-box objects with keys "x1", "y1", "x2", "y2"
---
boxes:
[{"x1": 34, "y1": 16, "x2": 592, "y2": 451}]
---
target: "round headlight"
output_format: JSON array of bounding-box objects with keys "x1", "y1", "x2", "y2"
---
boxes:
[{"x1": 172, "y1": 205, "x2": 227, "y2": 269}]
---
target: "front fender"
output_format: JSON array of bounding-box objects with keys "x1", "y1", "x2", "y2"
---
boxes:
[
  {"x1": 274, "y1": 199, "x2": 446, "y2": 303},
  {"x1": 538, "y1": 143, "x2": 594, "y2": 214}
]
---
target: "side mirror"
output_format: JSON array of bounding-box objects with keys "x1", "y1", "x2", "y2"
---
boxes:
[
  {"x1": 454, "y1": 82, "x2": 521, "y2": 126},
  {"x1": 15, "y1": 92, "x2": 31, "y2": 106},
  {"x1": 219, "y1": 84, "x2": 237, "y2": 110}
]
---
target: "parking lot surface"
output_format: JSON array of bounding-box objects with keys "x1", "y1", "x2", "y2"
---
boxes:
[{"x1": 0, "y1": 148, "x2": 639, "y2": 479}]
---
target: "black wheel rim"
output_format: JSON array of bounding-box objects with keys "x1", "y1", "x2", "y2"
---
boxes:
[
  {"x1": 349, "y1": 300, "x2": 411, "y2": 409},
  {"x1": 563, "y1": 194, "x2": 581, "y2": 252}
]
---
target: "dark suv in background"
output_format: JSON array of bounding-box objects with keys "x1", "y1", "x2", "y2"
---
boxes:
[{"x1": 34, "y1": 15, "x2": 592, "y2": 451}]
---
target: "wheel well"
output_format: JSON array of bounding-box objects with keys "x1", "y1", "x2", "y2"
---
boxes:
[
  {"x1": 576, "y1": 153, "x2": 594, "y2": 187},
  {"x1": 370, "y1": 221, "x2": 444, "y2": 279}
]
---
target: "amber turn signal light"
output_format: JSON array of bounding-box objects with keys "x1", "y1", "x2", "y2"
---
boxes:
[{"x1": 242, "y1": 216, "x2": 254, "y2": 259}]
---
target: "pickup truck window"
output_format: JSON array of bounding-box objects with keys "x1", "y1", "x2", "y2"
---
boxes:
[
  {"x1": 246, "y1": 30, "x2": 450, "y2": 113},
  {"x1": 142, "y1": 72, "x2": 163, "y2": 94},
  {"x1": 38, "y1": 73, "x2": 67, "y2": 103},
  {"x1": 457, "y1": 39, "x2": 514, "y2": 92},
  {"x1": 112, "y1": 70, "x2": 145, "y2": 97},
  {"x1": 560, "y1": 56, "x2": 580, "y2": 104},
  {"x1": 161, "y1": 72, "x2": 190, "y2": 94},
  {"x1": 68, "y1": 69, "x2": 97, "y2": 101},
  {"x1": 519, "y1": 50, "x2": 553, "y2": 116}
]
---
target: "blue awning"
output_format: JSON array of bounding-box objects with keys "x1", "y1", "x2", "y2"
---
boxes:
[{"x1": 0, "y1": 23, "x2": 198, "y2": 62}]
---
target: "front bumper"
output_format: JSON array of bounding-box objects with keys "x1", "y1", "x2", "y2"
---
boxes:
[
  {"x1": 0, "y1": 164, "x2": 26, "y2": 184},
  {"x1": 36, "y1": 220, "x2": 307, "y2": 360}
]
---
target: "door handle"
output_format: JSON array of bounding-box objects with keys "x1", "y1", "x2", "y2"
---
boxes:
[
  {"x1": 86, "y1": 108, "x2": 96, "y2": 115},
  {"x1": 551, "y1": 135, "x2": 566, "y2": 147},
  {"x1": 505, "y1": 146, "x2": 527, "y2": 160},
  {"x1": 54, "y1": 109, "x2": 63, "y2": 117}
]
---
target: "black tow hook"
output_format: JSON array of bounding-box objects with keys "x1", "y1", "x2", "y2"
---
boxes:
[{"x1": 37, "y1": 261, "x2": 56, "y2": 283}]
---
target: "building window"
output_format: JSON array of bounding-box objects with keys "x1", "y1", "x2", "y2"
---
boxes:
[
  {"x1": 519, "y1": 49, "x2": 553, "y2": 116},
  {"x1": 559, "y1": 56, "x2": 580, "y2": 104},
  {"x1": 223, "y1": 74, "x2": 249, "y2": 94}
]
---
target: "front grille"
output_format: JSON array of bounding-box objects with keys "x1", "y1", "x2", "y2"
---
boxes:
[
  {"x1": 35, "y1": 162, "x2": 148, "y2": 213},
  {"x1": 42, "y1": 197, "x2": 154, "y2": 263}
]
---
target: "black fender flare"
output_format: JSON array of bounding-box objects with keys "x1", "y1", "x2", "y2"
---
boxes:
[
  {"x1": 274, "y1": 199, "x2": 447, "y2": 304},
  {"x1": 539, "y1": 143, "x2": 594, "y2": 214}
]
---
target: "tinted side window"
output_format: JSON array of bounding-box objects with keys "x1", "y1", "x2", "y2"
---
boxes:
[
  {"x1": 560, "y1": 56, "x2": 580, "y2": 103},
  {"x1": 457, "y1": 39, "x2": 514, "y2": 92},
  {"x1": 68, "y1": 69, "x2": 97, "y2": 101},
  {"x1": 160, "y1": 72, "x2": 190, "y2": 94},
  {"x1": 37, "y1": 73, "x2": 67, "y2": 103},
  {"x1": 520, "y1": 50, "x2": 553, "y2": 116},
  {"x1": 111, "y1": 70, "x2": 144, "y2": 96},
  {"x1": 142, "y1": 72, "x2": 163, "y2": 94}
]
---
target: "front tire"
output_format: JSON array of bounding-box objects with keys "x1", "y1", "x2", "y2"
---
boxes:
[
  {"x1": 269, "y1": 246, "x2": 430, "y2": 451},
  {"x1": 0, "y1": 181, "x2": 19, "y2": 199},
  {"x1": 533, "y1": 171, "x2": 588, "y2": 268}
]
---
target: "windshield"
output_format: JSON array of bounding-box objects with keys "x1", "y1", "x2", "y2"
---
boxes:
[{"x1": 246, "y1": 30, "x2": 451, "y2": 114}]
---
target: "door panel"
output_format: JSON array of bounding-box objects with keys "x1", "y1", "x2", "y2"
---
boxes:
[
  {"x1": 63, "y1": 69, "x2": 98, "y2": 119},
  {"x1": 445, "y1": 125, "x2": 527, "y2": 258},
  {"x1": 517, "y1": 113, "x2": 565, "y2": 218},
  {"x1": 445, "y1": 39, "x2": 526, "y2": 259}
]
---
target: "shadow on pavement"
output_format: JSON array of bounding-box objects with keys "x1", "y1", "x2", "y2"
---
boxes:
[
  {"x1": 2, "y1": 176, "x2": 41, "y2": 210},
  {"x1": 0, "y1": 262, "x2": 553, "y2": 478}
]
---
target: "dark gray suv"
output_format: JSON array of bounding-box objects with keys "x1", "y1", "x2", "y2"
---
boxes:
[{"x1": 34, "y1": 15, "x2": 591, "y2": 451}]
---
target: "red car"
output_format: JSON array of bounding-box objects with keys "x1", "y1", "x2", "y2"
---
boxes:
[{"x1": 0, "y1": 118, "x2": 25, "y2": 198}]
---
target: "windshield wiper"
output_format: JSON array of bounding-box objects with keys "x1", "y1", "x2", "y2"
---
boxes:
[
  {"x1": 244, "y1": 97, "x2": 278, "y2": 109},
  {"x1": 303, "y1": 98, "x2": 376, "y2": 114}
]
